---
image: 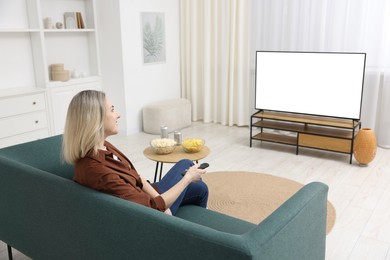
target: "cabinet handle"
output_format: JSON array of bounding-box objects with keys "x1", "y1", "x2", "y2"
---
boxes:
[
  {"x1": 35, "y1": 120, "x2": 39, "y2": 124},
  {"x1": 33, "y1": 101, "x2": 37, "y2": 105}
]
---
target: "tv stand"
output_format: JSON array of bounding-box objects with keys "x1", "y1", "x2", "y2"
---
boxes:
[{"x1": 250, "y1": 111, "x2": 361, "y2": 163}]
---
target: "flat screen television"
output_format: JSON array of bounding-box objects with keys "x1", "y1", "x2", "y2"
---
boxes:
[{"x1": 255, "y1": 51, "x2": 366, "y2": 120}]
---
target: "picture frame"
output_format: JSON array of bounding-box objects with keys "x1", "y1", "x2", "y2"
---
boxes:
[
  {"x1": 141, "y1": 12, "x2": 166, "y2": 64},
  {"x1": 64, "y1": 12, "x2": 77, "y2": 29}
]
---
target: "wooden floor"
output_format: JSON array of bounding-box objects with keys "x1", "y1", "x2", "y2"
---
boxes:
[{"x1": 1, "y1": 122, "x2": 390, "y2": 259}]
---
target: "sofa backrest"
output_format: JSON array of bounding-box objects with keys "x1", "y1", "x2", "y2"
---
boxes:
[{"x1": 0, "y1": 135, "x2": 73, "y2": 180}]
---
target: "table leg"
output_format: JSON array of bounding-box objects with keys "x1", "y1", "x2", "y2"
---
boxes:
[
  {"x1": 154, "y1": 162, "x2": 159, "y2": 182},
  {"x1": 159, "y1": 162, "x2": 164, "y2": 181},
  {"x1": 153, "y1": 162, "x2": 165, "y2": 182}
]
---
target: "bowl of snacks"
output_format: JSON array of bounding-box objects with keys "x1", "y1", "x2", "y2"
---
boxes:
[
  {"x1": 150, "y1": 138, "x2": 176, "y2": 155},
  {"x1": 181, "y1": 138, "x2": 205, "y2": 153}
]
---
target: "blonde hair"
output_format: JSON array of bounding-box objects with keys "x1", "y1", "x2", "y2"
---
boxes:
[{"x1": 62, "y1": 90, "x2": 106, "y2": 164}]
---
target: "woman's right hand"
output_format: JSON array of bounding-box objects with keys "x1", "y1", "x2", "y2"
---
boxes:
[{"x1": 183, "y1": 164, "x2": 206, "y2": 183}]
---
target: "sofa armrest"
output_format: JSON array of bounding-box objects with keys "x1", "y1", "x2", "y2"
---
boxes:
[{"x1": 242, "y1": 182, "x2": 328, "y2": 260}]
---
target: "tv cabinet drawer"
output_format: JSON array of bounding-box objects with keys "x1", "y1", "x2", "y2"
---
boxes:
[{"x1": 298, "y1": 134, "x2": 352, "y2": 153}]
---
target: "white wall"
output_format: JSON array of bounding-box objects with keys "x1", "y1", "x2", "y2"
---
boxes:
[
  {"x1": 96, "y1": 0, "x2": 127, "y2": 133},
  {"x1": 97, "y1": 0, "x2": 181, "y2": 135}
]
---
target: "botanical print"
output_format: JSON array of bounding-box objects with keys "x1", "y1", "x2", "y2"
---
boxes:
[{"x1": 141, "y1": 12, "x2": 166, "y2": 64}]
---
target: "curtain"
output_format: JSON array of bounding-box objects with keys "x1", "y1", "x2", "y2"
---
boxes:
[
  {"x1": 180, "y1": 0, "x2": 390, "y2": 147},
  {"x1": 251, "y1": 0, "x2": 390, "y2": 148},
  {"x1": 180, "y1": 0, "x2": 251, "y2": 126}
]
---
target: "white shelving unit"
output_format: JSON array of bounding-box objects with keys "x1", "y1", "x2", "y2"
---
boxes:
[{"x1": 0, "y1": 0, "x2": 101, "y2": 147}]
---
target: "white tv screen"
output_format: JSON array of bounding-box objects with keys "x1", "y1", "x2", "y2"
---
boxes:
[{"x1": 255, "y1": 51, "x2": 366, "y2": 120}]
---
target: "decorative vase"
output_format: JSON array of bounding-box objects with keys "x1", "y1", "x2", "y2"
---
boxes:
[{"x1": 353, "y1": 128, "x2": 377, "y2": 166}]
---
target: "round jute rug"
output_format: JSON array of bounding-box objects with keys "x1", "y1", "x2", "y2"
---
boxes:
[{"x1": 202, "y1": 171, "x2": 335, "y2": 235}]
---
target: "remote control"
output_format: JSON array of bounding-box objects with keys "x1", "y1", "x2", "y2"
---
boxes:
[
  {"x1": 198, "y1": 162, "x2": 209, "y2": 169},
  {"x1": 181, "y1": 163, "x2": 209, "y2": 176}
]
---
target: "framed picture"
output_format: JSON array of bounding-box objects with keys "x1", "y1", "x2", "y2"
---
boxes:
[
  {"x1": 141, "y1": 12, "x2": 166, "y2": 64},
  {"x1": 64, "y1": 12, "x2": 77, "y2": 29}
]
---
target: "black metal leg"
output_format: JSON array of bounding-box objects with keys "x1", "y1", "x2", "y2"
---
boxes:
[
  {"x1": 7, "y1": 244, "x2": 13, "y2": 260},
  {"x1": 153, "y1": 162, "x2": 159, "y2": 182},
  {"x1": 154, "y1": 162, "x2": 165, "y2": 182},
  {"x1": 159, "y1": 163, "x2": 164, "y2": 181}
]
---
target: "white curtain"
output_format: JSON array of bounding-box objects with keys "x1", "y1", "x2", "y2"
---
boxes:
[
  {"x1": 250, "y1": 0, "x2": 390, "y2": 147},
  {"x1": 180, "y1": 0, "x2": 390, "y2": 147},
  {"x1": 180, "y1": 0, "x2": 251, "y2": 126}
]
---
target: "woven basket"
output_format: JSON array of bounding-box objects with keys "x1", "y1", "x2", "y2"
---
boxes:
[{"x1": 353, "y1": 128, "x2": 377, "y2": 166}]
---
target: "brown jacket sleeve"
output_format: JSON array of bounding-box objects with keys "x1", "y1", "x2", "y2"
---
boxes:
[{"x1": 74, "y1": 150, "x2": 166, "y2": 212}]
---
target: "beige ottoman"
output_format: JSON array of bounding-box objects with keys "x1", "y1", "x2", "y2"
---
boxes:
[{"x1": 142, "y1": 98, "x2": 192, "y2": 134}]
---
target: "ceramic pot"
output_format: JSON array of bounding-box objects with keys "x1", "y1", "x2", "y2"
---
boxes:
[{"x1": 353, "y1": 128, "x2": 377, "y2": 166}]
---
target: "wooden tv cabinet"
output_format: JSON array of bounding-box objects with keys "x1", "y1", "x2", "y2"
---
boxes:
[{"x1": 250, "y1": 111, "x2": 361, "y2": 163}]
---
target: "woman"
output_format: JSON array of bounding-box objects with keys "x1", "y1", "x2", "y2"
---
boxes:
[{"x1": 62, "y1": 90, "x2": 208, "y2": 215}]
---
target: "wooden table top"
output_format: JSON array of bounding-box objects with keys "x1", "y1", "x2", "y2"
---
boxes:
[{"x1": 143, "y1": 145, "x2": 210, "y2": 163}]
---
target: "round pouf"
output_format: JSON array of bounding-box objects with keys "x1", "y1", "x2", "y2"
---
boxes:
[{"x1": 354, "y1": 128, "x2": 377, "y2": 166}]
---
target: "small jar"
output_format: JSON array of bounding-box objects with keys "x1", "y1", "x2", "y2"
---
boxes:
[{"x1": 43, "y1": 17, "x2": 52, "y2": 29}]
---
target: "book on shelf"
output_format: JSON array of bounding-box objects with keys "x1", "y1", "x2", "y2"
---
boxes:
[
  {"x1": 76, "y1": 12, "x2": 85, "y2": 29},
  {"x1": 64, "y1": 12, "x2": 85, "y2": 29}
]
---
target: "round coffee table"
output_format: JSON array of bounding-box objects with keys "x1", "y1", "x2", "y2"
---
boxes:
[{"x1": 143, "y1": 146, "x2": 210, "y2": 182}]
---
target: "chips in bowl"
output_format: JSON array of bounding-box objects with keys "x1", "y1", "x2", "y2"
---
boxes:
[{"x1": 181, "y1": 138, "x2": 204, "y2": 153}]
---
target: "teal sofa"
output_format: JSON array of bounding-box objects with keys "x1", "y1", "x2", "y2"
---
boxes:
[{"x1": 0, "y1": 136, "x2": 328, "y2": 260}]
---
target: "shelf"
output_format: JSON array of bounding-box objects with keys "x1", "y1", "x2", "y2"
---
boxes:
[
  {"x1": 40, "y1": 0, "x2": 96, "y2": 30},
  {"x1": 252, "y1": 132, "x2": 297, "y2": 146},
  {"x1": 250, "y1": 110, "x2": 360, "y2": 163},
  {"x1": 301, "y1": 125, "x2": 354, "y2": 139},
  {"x1": 253, "y1": 120, "x2": 354, "y2": 139},
  {"x1": 44, "y1": 32, "x2": 99, "y2": 78},
  {"x1": 253, "y1": 120, "x2": 305, "y2": 133},
  {"x1": 0, "y1": 29, "x2": 40, "y2": 33},
  {"x1": 43, "y1": 29, "x2": 96, "y2": 33},
  {"x1": 252, "y1": 111, "x2": 358, "y2": 129},
  {"x1": 48, "y1": 76, "x2": 100, "y2": 87},
  {"x1": 0, "y1": 0, "x2": 101, "y2": 147}
]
